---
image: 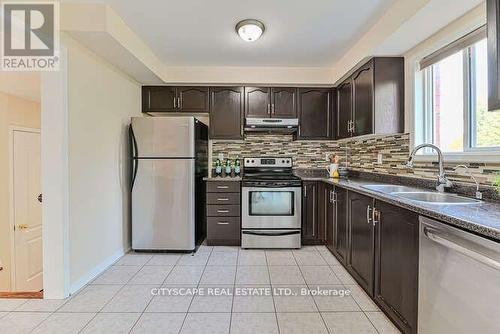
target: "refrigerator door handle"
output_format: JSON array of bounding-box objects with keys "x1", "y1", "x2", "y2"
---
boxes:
[{"x1": 129, "y1": 125, "x2": 139, "y2": 191}]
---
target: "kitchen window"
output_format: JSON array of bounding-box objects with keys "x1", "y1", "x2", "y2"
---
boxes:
[{"x1": 416, "y1": 26, "x2": 500, "y2": 155}]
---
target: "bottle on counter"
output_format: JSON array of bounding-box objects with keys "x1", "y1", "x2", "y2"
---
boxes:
[
  {"x1": 215, "y1": 159, "x2": 222, "y2": 177},
  {"x1": 225, "y1": 159, "x2": 232, "y2": 177},
  {"x1": 234, "y1": 158, "x2": 241, "y2": 176}
]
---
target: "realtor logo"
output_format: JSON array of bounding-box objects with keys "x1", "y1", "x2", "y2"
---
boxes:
[{"x1": 1, "y1": 1, "x2": 60, "y2": 71}]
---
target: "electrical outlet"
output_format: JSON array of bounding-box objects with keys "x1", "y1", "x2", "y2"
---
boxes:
[
  {"x1": 218, "y1": 153, "x2": 224, "y2": 161},
  {"x1": 325, "y1": 153, "x2": 330, "y2": 161},
  {"x1": 377, "y1": 153, "x2": 383, "y2": 164}
]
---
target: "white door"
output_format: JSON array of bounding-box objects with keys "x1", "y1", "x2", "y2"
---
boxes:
[{"x1": 12, "y1": 129, "x2": 42, "y2": 291}]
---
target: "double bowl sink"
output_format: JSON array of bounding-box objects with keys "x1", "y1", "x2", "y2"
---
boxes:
[{"x1": 362, "y1": 184, "x2": 481, "y2": 205}]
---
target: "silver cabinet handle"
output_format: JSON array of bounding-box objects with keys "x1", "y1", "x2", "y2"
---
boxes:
[
  {"x1": 267, "y1": 104, "x2": 271, "y2": 115},
  {"x1": 272, "y1": 104, "x2": 275, "y2": 114},
  {"x1": 217, "y1": 186, "x2": 228, "y2": 189},
  {"x1": 329, "y1": 190, "x2": 333, "y2": 203},
  {"x1": 217, "y1": 210, "x2": 229, "y2": 213},
  {"x1": 424, "y1": 227, "x2": 500, "y2": 271},
  {"x1": 217, "y1": 198, "x2": 229, "y2": 201},
  {"x1": 217, "y1": 222, "x2": 229, "y2": 225},
  {"x1": 173, "y1": 97, "x2": 177, "y2": 109},
  {"x1": 366, "y1": 205, "x2": 372, "y2": 224},
  {"x1": 303, "y1": 186, "x2": 307, "y2": 198},
  {"x1": 178, "y1": 97, "x2": 182, "y2": 109}
]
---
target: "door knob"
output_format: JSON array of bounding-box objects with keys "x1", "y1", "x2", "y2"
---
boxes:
[
  {"x1": 37, "y1": 194, "x2": 42, "y2": 203},
  {"x1": 17, "y1": 224, "x2": 29, "y2": 230}
]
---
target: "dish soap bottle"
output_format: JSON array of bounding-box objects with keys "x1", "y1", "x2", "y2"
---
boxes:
[{"x1": 234, "y1": 158, "x2": 241, "y2": 176}]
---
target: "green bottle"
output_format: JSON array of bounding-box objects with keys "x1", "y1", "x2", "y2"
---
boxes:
[
  {"x1": 234, "y1": 158, "x2": 241, "y2": 176},
  {"x1": 215, "y1": 159, "x2": 222, "y2": 176}
]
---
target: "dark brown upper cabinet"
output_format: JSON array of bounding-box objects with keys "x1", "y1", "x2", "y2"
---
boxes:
[
  {"x1": 488, "y1": 0, "x2": 500, "y2": 110},
  {"x1": 352, "y1": 64, "x2": 374, "y2": 136},
  {"x1": 337, "y1": 81, "x2": 352, "y2": 139},
  {"x1": 142, "y1": 86, "x2": 177, "y2": 112},
  {"x1": 245, "y1": 87, "x2": 270, "y2": 118},
  {"x1": 374, "y1": 201, "x2": 419, "y2": 334},
  {"x1": 347, "y1": 191, "x2": 375, "y2": 296},
  {"x1": 244, "y1": 87, "x2": 298, "y2": 118},
  {"x1": 142, "y1": 86, "x2": 209, "y2": 113},
  {"x1": 335, "y1": 57, "x2": 404, "y2": 139},
  {"x1": 297, "y1": 88, "x2": 333, "y2": 140},
  {"x1": 209, "y1": 87, "x2": 244, "y2": 140},
  {"x1": 271, "y1": 87, "x2": 298, "y2": 118}
]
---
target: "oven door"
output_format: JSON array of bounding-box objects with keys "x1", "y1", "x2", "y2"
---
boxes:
[{"x1": 242, "y1": 186, "x2": 302, "y2": 229}]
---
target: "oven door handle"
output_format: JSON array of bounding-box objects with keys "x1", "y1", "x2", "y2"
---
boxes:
[
  {"x1": 242, "y1": 184, "x2": 302, "y2": 188},
  {"x1": 242, "y1": 230, "x2": 301, "y2": 236}
]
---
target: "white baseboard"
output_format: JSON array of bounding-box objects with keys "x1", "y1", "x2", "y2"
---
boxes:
[{"x1": 69, "y1": 248, "x2": 128, "y2": 295}]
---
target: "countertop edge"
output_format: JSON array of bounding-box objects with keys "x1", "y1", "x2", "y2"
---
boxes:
[{"x1": 304, "y1": 177, "x2": 500, "y2": 242}]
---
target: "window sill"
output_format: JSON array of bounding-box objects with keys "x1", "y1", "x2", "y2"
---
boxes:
[{"x1": 413, "y1": 151, "x2": 500, "y2": 163}]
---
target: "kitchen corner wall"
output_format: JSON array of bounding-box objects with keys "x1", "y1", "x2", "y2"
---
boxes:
[{"x1": 211, "y1": 133, "x2": 500, "y2": 187}]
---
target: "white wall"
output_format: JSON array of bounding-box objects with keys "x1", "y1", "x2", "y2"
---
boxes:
[{"x1": 63, "y1": 34, "x2": 141, "y2": 293}]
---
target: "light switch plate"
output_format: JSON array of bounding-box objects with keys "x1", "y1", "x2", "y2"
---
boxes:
[
  {"x1": 377, "y1": 153, "x2": 383, "y2": 164},
  {"x1": 218, "y1": 153, "x2": 224, "y2": 161}
]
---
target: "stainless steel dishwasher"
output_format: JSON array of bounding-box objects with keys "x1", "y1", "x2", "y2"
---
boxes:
[{"x1": 418, "y1": 216, "x2": 500, "y2": 334}]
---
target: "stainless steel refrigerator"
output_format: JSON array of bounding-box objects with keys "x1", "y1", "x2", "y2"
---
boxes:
[{"x1": 129, "y1": 116, "x2": 208, "y2": 251}]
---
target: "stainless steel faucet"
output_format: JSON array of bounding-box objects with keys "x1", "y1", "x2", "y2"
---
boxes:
[
  {"x1": 407, "y1": 144, "x2": 452, "y2": 192},
  {"x1": 454, "y1": 165, "x2": 483, "y2": 200}
]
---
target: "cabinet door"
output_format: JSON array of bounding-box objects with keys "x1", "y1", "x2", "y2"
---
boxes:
[
  {"x1": 271, "y1": 87, "x2": 297, "y2": 118},
  {"x1": 347, "y1": 191, "x2": 375, "y2": 296},
  {"x1": 297, "y1": 88, "x2": 331, "y2": 139},
  {"x1": 317, "y1": 183, "x2": 327, "y2": 243},
  {"x1": 337, "y1": 81, "x2": 352, "y2": 139},
  {"x1": 488, "y1": 0, "x2": 500, "y2": 110},
  {"x1": 245, "y1": 87, "x2": 271, "y2": 118},
  {"x1": 209, "y1": 87, "x2": 244, "y2": 140},
  {"x1": 142, "y1": 86, "x2": 176, "y2": 112},
  {"x1": 352, "y1": 65, "x2": 373, "y2": 136},
  {"x1": 325, "y1": 185, "x2": 335, "y2": 252},
  {"x1": 333, "y1": 187, "x2": 348, "y2": 264},
  {"x1": 374, "y1": 201, "x2": 418, "y2": 334},
  {"x1": 301, "y1": 181, "x2": 319, "y2": 245},
  {"x1": 177, "y1": 87, "x2": 210, "y2": 112}
]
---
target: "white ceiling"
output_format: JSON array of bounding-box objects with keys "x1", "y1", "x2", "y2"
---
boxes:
[{"x1": 62, "y1": 0, "x2": 395, "y2": 67}]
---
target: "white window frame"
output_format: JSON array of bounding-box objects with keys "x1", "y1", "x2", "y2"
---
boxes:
[{"x1": 412, "y1": 38, "x2": 500, "y2": 163}]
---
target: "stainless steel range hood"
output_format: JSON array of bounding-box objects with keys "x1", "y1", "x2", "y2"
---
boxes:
[{"x1": 244, "y1": 118, "x2": 298, "y2": 134}]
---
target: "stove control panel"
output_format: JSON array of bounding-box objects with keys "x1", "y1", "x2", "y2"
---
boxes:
[{"x1": 244, "y1": 157, "x2": 293, "y2": 168}]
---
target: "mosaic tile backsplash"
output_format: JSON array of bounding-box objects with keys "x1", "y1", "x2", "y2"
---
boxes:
[{"x1": 211, "y1": 133, "x2": 500, "y2": 187}]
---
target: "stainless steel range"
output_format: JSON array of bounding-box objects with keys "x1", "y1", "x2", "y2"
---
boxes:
[{"x1": 241, "y1": 157, "x2": 302, "y2": 249}]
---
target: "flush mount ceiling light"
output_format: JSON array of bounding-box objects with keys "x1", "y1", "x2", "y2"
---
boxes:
[{"x1": 235, "y1": 19, "x2": 265, "y2": 42}]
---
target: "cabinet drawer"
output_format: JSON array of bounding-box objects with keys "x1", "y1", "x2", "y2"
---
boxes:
[
  {"x1": 207, "y1": 182, "x2": 240, "y2": 193},
  {"x1": 207, "y1": 205, "x2": 240, "y2": 217},
  {"x1": 207, "y1": 192, "x2": 240, "y2": 205},
  {"x1": 207, "y1": 217, "x2": 240, "y2": 241}
]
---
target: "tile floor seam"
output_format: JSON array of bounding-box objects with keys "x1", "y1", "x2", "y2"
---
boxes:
[
  {"x1": 265, "y1": 250, "x2": 281, "y2": 334},
  {"x1": 292, "y1": 249, "x2": 332, "y2": 334},
  {"x1": 228, "y1": 248, "x2": 239, "y2": 333},
  {"x1": 362, "y1": 310, "x2": 383, "y2": 334},
  {"x1": 178, "y1": 246, "x2": 213, "y2": 333}
]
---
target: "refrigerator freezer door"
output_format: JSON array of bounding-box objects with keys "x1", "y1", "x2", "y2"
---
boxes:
[
  {"x1": 131, "y1": 117, "x2": 195, "y2": 158},
  {"x1": 132, "y1": 158, "x2": 195, "y2": 250}
]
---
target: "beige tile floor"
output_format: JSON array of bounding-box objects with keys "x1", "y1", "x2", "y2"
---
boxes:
[{"x1": 0, "y1": 245, "x2": 401, "y2": 334}]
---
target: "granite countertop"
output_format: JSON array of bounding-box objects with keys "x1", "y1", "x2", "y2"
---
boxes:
[
  {"x1": 300, "y1": 175, "x2": 500, "y2": 242},
  {"x1": 203, "y1": 176, "x2": 242, "y2": 181}
]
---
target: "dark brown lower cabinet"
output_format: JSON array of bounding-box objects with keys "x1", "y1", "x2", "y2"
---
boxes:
[
  {"x1": 332, "y1": 187, "x2": 348, "y2": 264},
  {"x1": 374, "y1": 201, "x2": 419, "y2": 334},
  {"x1": 302, "y1": 181, "x2": 325, "y2": 245},
  {"x1": 325, "y1": 184, "x2": 335, "y2": 252},
  {"x1": 347, "y1": 191, "x2": 375, "y2": 296},
  {"x1": 206, "y1": 181, "x2": 241, "y2": 246}
]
